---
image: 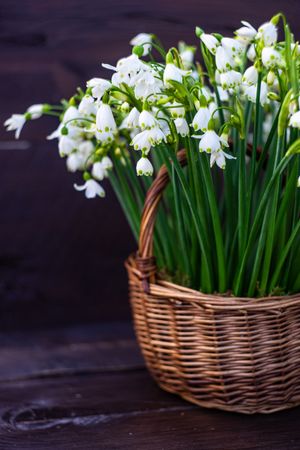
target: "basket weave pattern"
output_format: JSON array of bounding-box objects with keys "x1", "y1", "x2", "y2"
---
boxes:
[{"x1": 126, "y1": 149, "x2": 300, "y2": 414}]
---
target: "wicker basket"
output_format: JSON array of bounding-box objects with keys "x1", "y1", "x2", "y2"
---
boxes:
[{"x1": 125, "y1": 149, "x2": 300, "y2": 414}]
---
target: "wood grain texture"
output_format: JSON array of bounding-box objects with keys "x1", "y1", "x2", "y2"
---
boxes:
[
  {"x1": 0, "y1": 323, "x2": 299, "y2": 449},
  {"x1": 0, "y1": 0, "x2": 299, "y2": 330}
]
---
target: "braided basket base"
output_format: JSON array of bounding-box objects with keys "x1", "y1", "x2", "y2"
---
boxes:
[{"x1": 126, "y1": 254, "x2": 300, "y2": 414}]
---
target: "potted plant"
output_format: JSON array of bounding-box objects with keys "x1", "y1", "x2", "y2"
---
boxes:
[{"x1": 5, "y1": 13, "x2": 300, "y2": 413}]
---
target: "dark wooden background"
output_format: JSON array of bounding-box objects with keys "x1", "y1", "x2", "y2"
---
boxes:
[{"x1": 1, "y1": 0, "x2": 299, "y2": 331}]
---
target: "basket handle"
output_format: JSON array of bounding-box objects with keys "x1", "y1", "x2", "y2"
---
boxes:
[
  {"x1": 137, "y1": 143, "x2": 258, "y2": 292},
  {"x1": 137, "y1": 148, "x2": 187, "y2": 291}
]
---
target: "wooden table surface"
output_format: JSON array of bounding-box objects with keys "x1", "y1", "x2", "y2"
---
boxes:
[{"x1": 0, "y1": 322, "x2": 299, "y2": 450}]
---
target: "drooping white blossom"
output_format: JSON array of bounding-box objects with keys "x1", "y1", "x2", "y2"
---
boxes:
[
  {"x1": 87, "y1": 78, "x2": 111, "y2": 99},
  {"x1": 220, "y1": 70, "x2": 242, "y2": 90},
  {"x1": 235, "y1": 21, "x2": 257, "y2": 44},
  {"x1": 96, "y1": 103, "x2": 117, "y2": 143},
  {"x1": 174, "y1": 118, "x2": 189, "y2": 136},
  {"x1": 215, "y1": 46, "x2": 235, "y2": 72},
  {"x1": 221, "y1": 38, "x2": 245, "y2": 57},
  {"x1": 163, "y1": 64, "x2": 190, "y2": 87},
  {"x1": 58, "y1": 136, "x2": 78, "y2": 156},
  {"x1": 242, "y1": 65, "x2": 258, "y2": 85},
  {"x1": 258, "y1": 22, "x2": 278, "y2": 47},
  {"x1": 74, "y1": 179, "x2": 105, "y2": 198},
  {"x1": 139, "y1": 110, "x2": 158, "y2": 129},
  {"x1": 120, "y1": 107, "x2": 140, "y2": 129},
  {"x1": 130, "y1": 33, "x2": 152, "y2": 55},
  {"x1": 261, "y1": 47, "x2": 283, "y2": 69},
  {"x1": 192, "y1": 107, "x2": 211, "y2": 132},
  {"x1": 200, "y1": 33, "x2": 220, "y2": 54},
  {"x1": 27, "y1": 104, "x2": 44, "y2": 119},
  {"x1": 136, "y1": 157, "x2": 154, "y2": 176},
  {"x1": 210, "y1": 150, "x2": 236, "y2": 169},
  {"x1": 244, "y1": 81, "x2": 269, "y2": 106},
  {"x1": 4, "y1": 114, "x2": 26, "y2": 139},
  {"x1": 289, "y1": 111, "x2": 300, "y2": 129},
  {"x1": 193, "y1": 130, "x2": 222, "y2": 154}
]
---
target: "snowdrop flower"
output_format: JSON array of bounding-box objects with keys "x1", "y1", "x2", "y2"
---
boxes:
[
  {"x1": 244, "y1": 81, "x2": 268, "y2": 106},
  {"x1": 139, "y1": 110, "x2": 158, "y2": 129},
  {"x1": 101, "y1": 156, "x2": 113, "y2": 170},
  {"x1": 136, "y1": 157, "x2": 154, "y2": 176},
  {"x1": 193, "y1": 130, "x2": 222, "y2": 154},
  {"x1": 174, "y1": 118, "x2": 189, "y2": 136},
  {"x1": 179, "y1": 49, "x2": 194, "y2": 69},
  {"x1": 247, "y1": 44, "x2": 256, "y2": 62},
  {"x1": 289, "y1": 111, "x2": 300, "y2": 129},
  {"x1": 221, "y1": 38, "x2": 245, "y2": 57},
  {"x1": 131, "y1": 127, "x2": 166, "y2": 153},
  {"x1": 67, "y1": 153, "x2": 85, "y2": 172},
  {"x1": 261, "y1": 47, "x2": 283, "y2": 69},
  {"x1": 74, "y1": 179, "x2": 105, "y2": 199},
  {"x1": 215, "y1": 46, "x2": 235, "y2": 72},
  {"x1": 163, "y1": 64, "x2": 190, "y2": 87},
  {"x1": 120, "y1": 107, "x2": 140, "y2": 129},
  {"x1": 216, "y1": 86, "x2": 229, "y2": 102},
  {"x1": 235, "y1": 21, "x2": 257, "y2": 44},
  {"x1": 78, "y1": 95, "x2": 97, "y2": 116},
  {"x1": 130, "y1": 33, "x2": 152, "y2": 56},
  {"x1": 63, "y1": 106, "x2": 80, "y2": 123},
  {"x1": 87, "y1": 78, "x2": 111, "y2": 99},
  {"x1": 242, "y1": 65, "x2": 258, "y2": 85},
  {"x1": 58, "y1": 136, "x2": 78, "y2": 156},
  {"x1": 96, "y1": 103, "x2": 117, "y2": 143},
  {"x1": 220, "y1": 70, "x2": 242, "y2": 90},
  {"x1": 27, "y1": 104, "x2": 44, "y2": 119},
  {"x1": 169, "y1": 102, "x2": 185, "y2": 118},
  {"x1": 210, "y1": 150, "x2": 236, "y2": 169},
  {"x1": 134, "y1": 70, "x2": 163, "y2": 99},
  {"x1": 200, "y1": 33, "x2": 220, "y2": 55},
  {"x1": 192, "y1": 106, "x2": 211, "y2": 132},
  {"x1": 4, "y1": 114, "x2": 26, "y2": 139},
  {"x1": 92, "y1": 161, "x2": 108, "y2": 180},
  {"x1": 258, "y1": 22, "x2": 277, "y2": 46}
]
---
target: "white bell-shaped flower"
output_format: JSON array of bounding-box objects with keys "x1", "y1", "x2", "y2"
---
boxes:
[
  {"x1": 235, "y1": 21, "x2": 257, "y2": 44},
  {"x1": 200, "y1": 34, "x2": 219, "y2": 54},
  {"x1": 136, "y1": 157, "x2": 154, "y2": 176},
  {"x1": 210, "y1": 150, "x2": 236, "y2": 169},
  {"x1": 101, "y1": 155, "x2": 113, "y2": 170},
  {"x1": 244, "y1": 81, "x2": 268, "y2": 106},
  {"x1": 66, "y1": 153, "x2": 84, "y2": 172},
  {"x1": 242, "y1": 66, "x2": 258, "y2": 85},
  {"x1": 58, "y1": 136, "x2": 78, "y2": 156},
  {"x1": 247, "y1": 44, "x2": 256, "y2": 62},
  {"x1": 130, "y1": 33, "x2": 152, "y2": 56},
  {"x1": 193, "y1": 130, "x2": 222, "y2": 154},
  {"x1": 27, "y1": 104, "x2": 44, "y2": 119},
  {"x1": 174, "y1": 118, "x2": 189, "y2": 136},
  {"x1": 120, "y1": 107, "x2": 140, "y2": 129},
  {"x1": 220, "y1": 70, "x2": 242, "y2": 90},
  {"x1": 163, "y1": 64, "x2": 189, "y2": 87},
  {"x1": 215, "y1": 46, "x2": 235, "y2": 72},
  {"x1": 258, "y1": 22, "x2": 277, "y2": 46},
  {"x1": 192, "y1": 107, "x2": 211, "y2": 132},
  {"x1": 96, "y1": 103, "x2": 117, "y2": 143},
  {"x1": 4, "y1": 114, "x2": 26, "y2": 139},
  {"x1": 139, "y1": 110, "x2": 158, "y2": 129},
  {"x1": 63, "y1": 106, "x2": 80, "y2": 123},
  {"x1": 78, "y1": 95, "x2": 97, "y2": 116},
  {"x1": 289, "y1": 111, "x2": 300, "y2": 129},
  {"x1": 92, "y1": 162, "x2": 107, "y2": 180},
  {"x1": 87, "y1": 78, "x2": 111, "y2": 99},
  {"x1": 221, "y1": 38, "x2": 245, "y2": 57},
  {"x1": 169, "y1": 102, "x2": 185, "y2": 118},
  {"x1": 261, "y1": 47, "x2": 283, "y2": 69},
  {"x1": 74, "y1": 179, "x2": 105, "y2": 199}
]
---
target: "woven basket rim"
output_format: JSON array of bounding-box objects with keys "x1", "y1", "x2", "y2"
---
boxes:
[{"x1": 126, "y1": 254, "x2": 300, "y2": 311}]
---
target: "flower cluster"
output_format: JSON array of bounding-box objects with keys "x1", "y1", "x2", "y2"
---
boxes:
[{"x1": 3, "y1": 14, "x2": 300, "y2": 296}]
